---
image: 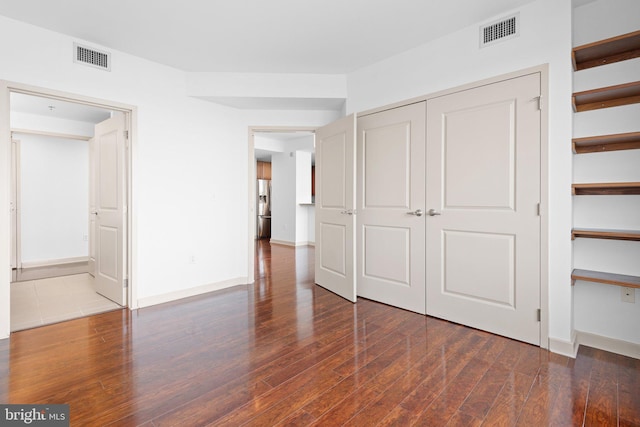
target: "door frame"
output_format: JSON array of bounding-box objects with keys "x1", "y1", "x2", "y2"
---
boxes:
[
  {"x1": 0, "y1": 80, "x2": 138, "y2": 339},
  {"x1": 10, "y1": 137, "x2": 21, "y2": 275},
  {"x1": 247, "y1": 126, "x2": 316, "y2": 284}
]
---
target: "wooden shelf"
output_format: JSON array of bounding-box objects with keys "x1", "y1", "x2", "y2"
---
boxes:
[
  {"x1": 572, "y1": 182, "x2": 640, "y2": 195},
  {"x1": 571, "y1": 269, "x2": 640, "y2": 289},
  {"x1": 572, "y1": 228, "x2": 640, "y2": 241},
  {"x1": 572, "y1": 81, "x2": 640, "y2": 112},
  {"x1": 572, "y1": 131, "x2": 640, "y2": 153},
  {"x1": 572, "y1": 30, "x2": 640, "y2": 71}
]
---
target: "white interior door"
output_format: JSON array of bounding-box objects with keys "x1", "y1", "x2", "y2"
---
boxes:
[
  {"x1": 426, "y1": 73, "x2": 541, "y2": 345},
  {"x1": 94, "y1": 114, "x2": 127, "y2": 305},
  {"x1": 356, "y1": 102, "x2": 426, "y2": 314},
  {"x1": 315, "y1": 114, "x2": 357, "y2": 302}
]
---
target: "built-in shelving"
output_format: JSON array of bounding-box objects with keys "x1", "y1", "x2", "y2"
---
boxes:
[
  {"x1": 571, "y1": 30, "x2": 640, "y2": 293},
  {"x1": 571, "y1": 269, "x2": 640, "y2": 289},
  {"x1": 572, "y1": 30, "x2": 640, "y2": 71},
  {"x1": 572, "y1": 228, "x2": 640, "y2": 241},
  {"x1": 572, "y1": 131, "x2": 640, "y2": 154},
  {"x1": 572, "y1": 81, "x2": 640, "y2": 112},
  {"x1": 572, "y1": 182, "x2": 640, "y2": 195}
]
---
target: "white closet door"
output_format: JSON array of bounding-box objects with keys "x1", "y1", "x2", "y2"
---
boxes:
[
  {"x1": 315, "y1": 114, "x2": 357, "y2": 302},
  {"x1": 426, "y1": 73, "x2": 542, "y2": 345},
  {"x1": 356, "y1": 102, "x2": 427, "y2": 314}
]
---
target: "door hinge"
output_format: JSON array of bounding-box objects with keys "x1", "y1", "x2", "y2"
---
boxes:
[
  {"x1": 536, "y1": 308, "x2": 541, "y2": 322},
  {"x1": 536, "y1": 95, "x2": 543, "y2": 111},
  {"x1": 124, "y1": 130, "x2": 129, "y2": 139},
  {"x1": 536, "y1": 203, "x2": 541, "y2": 216},
  {"x1": 124, "y1": 278, "x2": 128, "y2": 288}
]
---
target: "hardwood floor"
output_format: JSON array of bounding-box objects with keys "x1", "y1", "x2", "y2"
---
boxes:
[{"x1": 1, "y1": 240, "x2": 639, "y2": 426}]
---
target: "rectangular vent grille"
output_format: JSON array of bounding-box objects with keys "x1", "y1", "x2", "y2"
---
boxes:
[
  {"x1": 74, "y1": 43, "x2": 111, "y2": 71},
  {"x1": 480, "y1": 13, "x2": 519, "y2": 47}
]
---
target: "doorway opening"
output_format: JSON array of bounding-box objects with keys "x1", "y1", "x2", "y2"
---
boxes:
[
  {"x1": 1, "y1": 82, "x2": 135, "y2": 333},
  {"x1": 247, "y1": 127, "x2": 315, "y2": 284}
]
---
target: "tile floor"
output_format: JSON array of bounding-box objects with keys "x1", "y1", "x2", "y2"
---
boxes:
[{"x1": 10, "y1": 273, "x2": 122, "y2": 332}]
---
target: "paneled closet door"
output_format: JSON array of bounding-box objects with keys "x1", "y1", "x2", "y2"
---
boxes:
[
  {"x1": 356, "y1": 102, "x2": 427, "y2": 314},
  {"x1": 315, "y1": 114, "x2": 357, "y2": 302},
  {"x1": 426, "y1": 73, "x2": 542, "y2": 345}
]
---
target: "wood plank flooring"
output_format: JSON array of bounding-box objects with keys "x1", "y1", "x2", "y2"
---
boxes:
[{"x1": 1, "y1": 240, "x2": 639, "y2": 426}]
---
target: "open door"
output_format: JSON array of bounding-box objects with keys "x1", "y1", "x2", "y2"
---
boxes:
[
  {"x1": 314, "y1": 114, "x2": 357, "y2": 302},
  {"x1": 93, "y1": 113, "x2": 127, "y2": 305}
]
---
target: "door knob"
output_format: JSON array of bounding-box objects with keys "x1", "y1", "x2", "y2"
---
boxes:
[
  {"x1": 427, "y1": 209, "x2": 441, "y2": 216},
  {"x1": 340, "y1": 209, "x2": 355, "y2": 215},
  {"x1": 91, "y1": 211, "x2": 98, "y2": 216},
  {"x1": 407, "y1": 209, "x2": 424, "y2": 217}
]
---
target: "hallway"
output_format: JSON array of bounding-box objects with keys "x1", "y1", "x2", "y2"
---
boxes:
[{"x1": 1, "y1": 241, "x2": 638, "y2": 425}]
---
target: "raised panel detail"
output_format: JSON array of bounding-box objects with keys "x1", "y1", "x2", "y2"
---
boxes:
[
  {"x1": 99, "y1": 130, "x2": 118, "y2": 210},
  {"x1": 320, "y1": 133, "x2": 346, "y2": 209},
  {"x1": 443, "y1": 101, "x2": 515, "y2": 209},
  {"x1": 363, "y1": 225, "x2": 410, "y2": 286},
  {"x1": 443, "y1": 230, "x2": 515, "y2": 307},
  {"x1": 99, "y1": 225, "x2": 118, "y2": 280},
  {"x1": 320, "y1": 223, "x2": 346, "y2": 276},
  {"x1": 363, "y1": 122, "x2": 410, "y2": 208}
]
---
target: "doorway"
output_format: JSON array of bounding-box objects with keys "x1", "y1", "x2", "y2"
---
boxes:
[
  {"x1": 1, "y1": 82, "x2": 135, "y2": 334},
  {"x1": 247, "y1": 127, "x2": 315, "y2": 284}
]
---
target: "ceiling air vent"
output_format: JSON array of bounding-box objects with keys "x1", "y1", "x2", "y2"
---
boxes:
[
  {"x1": 480, "y1": 13, "x2": 519, "y2": 48},
  {"x1": 73, "y1": 43, "x2": 111, "y2": 71}
]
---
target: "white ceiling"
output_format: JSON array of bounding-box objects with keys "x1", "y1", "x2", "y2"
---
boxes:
[
  {"x1": 0, "y1": 0, "x2": 538, "y2": 74},
  {"x1": 11, "y1": 92, "x2": 113, "y2": 123}
]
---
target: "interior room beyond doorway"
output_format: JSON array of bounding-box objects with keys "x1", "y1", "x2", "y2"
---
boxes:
[{"x1": 9, "y1": 91, "x2": 126, "y2": 331}]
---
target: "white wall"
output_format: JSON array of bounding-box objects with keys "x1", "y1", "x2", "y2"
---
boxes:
[
  {"x1": 11, "y1": 111, "x2": 96, "y2": 266},
  {"x1": 0, "y1": 14, "x2": 340, "y2": 338},
  {"x1": 295, "y1": 151, "x2": 313, "y2": 245},
  {"x1": 572, "y1": 0, "x2": 640, "y2": 344},
  {"x1": 17, "y1": 134, "x2": 89, "y2": 264},
  {"x1": 270, "y1": 147, "x2": 315, "y2": 246},
  {"x1": 346, "y1": 0, "x2": 574, "y2": 349},
  {"x1": 271, "y1": 151, "x2": 296, "y2": 244}
]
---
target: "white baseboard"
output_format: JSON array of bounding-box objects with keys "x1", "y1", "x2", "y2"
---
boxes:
[
  {"x1": 576, "y1": 330, "x2": 640, "y2": 359},
  {"x1": 21, "y1": 256, "x2": 88, "y2": 269},
  {"x1": 270, "y1": 239, "x2": 315, "y2": 247},
  {"x1": 136, "y1": 277, "x2": 248, "y2": 309},
  {"x1": 269, "y1": 239, "x2": 295, "y2": 247},
  {"x1": 549, "y1": 331, "x2": 579, "y2": 358}
]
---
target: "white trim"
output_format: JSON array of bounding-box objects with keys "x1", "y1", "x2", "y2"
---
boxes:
[
  {"x1": 137, "y1": 277, "x2": 248, "y2": 308},
  {"x1": 549, "y1": 330, "x2": 579, "y2": 358},
  {"x1": 269, "y1": 239, "x2": 315, "y2": 247},
  {"x1": 11, "y1": 128, "x2": 91, "y2": 141},
  {"x1": 576, "y1": 330, "x2": 640, "y2": 359},
  {"x1": 20, "y1": 256, "x2": 88, "y2": 269},
  {"x1": 269, "y1": 239, "x2": 296, "y2": 247}
]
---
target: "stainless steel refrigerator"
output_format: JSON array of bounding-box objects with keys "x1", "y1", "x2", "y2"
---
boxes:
[{"x1": 257, "y1": 179, "x2": 271, "y2": 239}]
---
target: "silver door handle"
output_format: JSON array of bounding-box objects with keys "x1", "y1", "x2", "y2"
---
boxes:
[
  {"x1": 340, "y1": 209, "x2": 356, "y2": 215},
  {"x1": 427, "y1": 209, "x2": 441, "y2": 216},
  {"x1": 91, "y1": 211, "x2": 98, "y2": 216},
  {"x1": 407, "y1": 209, "x2": 424, "y2": 217}
]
